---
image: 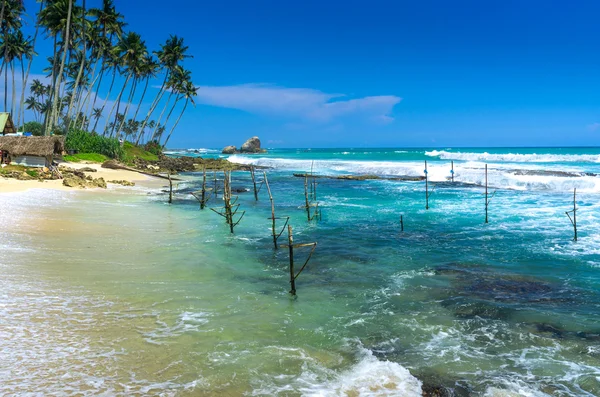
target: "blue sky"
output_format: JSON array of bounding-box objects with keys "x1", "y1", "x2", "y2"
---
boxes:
[{"x1": 21, "y1": 0, "x2": 600, "y2": 148}]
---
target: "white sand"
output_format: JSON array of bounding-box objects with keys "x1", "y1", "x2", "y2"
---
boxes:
[{"x1": 0, "y1": 161, "x2": 159, "y2": 194}]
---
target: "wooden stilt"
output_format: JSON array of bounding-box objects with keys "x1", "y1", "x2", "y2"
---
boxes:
[
  {"x1": 400, "y1": 215, "x2": 404, "y2": 232},
  {"x1": 288, "y1": 225, "x2": 296, "y2": 295},
  {"x1": 210, "y1": 171, "x2": 245, "y2": 233},
  {"x1": 565, "y1": 188, "x2": 578, "y2": 241},
  {"x1": 251, "y1": 165, "x2": 259, "y2": 201},
  {"x1": 201, "y1": 167, "x2": 207, "y2": 209},
  {"x1": 168, "y1": 172, "x2": 173, "y2": 204},
  {"x1": 425, "y1": 160, "x2": 428, "y2": 209},
  {"x1": 304, "y1": 175, "x2": 311, "y2": 221},
  {"x1": 483, "y1": 164, "x2": 496, "y2": 224},
  {"x1": 264, "y1": 172, "x2": 289, "y2": 249},
  {"x1": 280, "y1": 224, "x2": 317, "y2": 296},
  {"x1": 451, "y1": 160, "x2": 454, "y2": 182},
  {"x1": 485, "y1": 164, "x2": 488, "y2": 224}
]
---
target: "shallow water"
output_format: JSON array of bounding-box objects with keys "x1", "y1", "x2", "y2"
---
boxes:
[{"x1": 2, "y1": 147, "x2": 600, "y2": 396}]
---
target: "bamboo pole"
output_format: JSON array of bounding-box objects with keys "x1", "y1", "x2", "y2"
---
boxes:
[
  {"x1": 485, "y1": 164, "x2": 488, "y2": 224},
  {"x1": 304, "y1": 175, "x2": 311, "y2": 221},
  {"x1": 264, "y1": 172, "x2": 289, "y2": 250},
  {"x1": 288, "y1": 225, "x2": 296, "y2": 295},
  {"x1": 573, "y1": 188, "x2": 577, "y2": 241},
  {"x1": 168, "y1": 172, "x2": 173, "y2": 204},
  {"x1": 425, "y1": 160, "x2": 430, "y2": 210},
  {"x1": 201, "y1": 167, "x2": 207, "y2": 209},
  {"x1": 566, "y1": 188, "x2": 577, "y2": 241},
  {"x1": 251, "y1": 165, "x2": 259, "y2": 201}
]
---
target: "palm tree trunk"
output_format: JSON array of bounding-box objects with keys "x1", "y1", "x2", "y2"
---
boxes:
[
  {"x1": 117, "y1": 77, "x2": 137, "y2": 135},
  {"x1": 49, "y1": 0, "x2": 73, "y2": 132},
  {"x1": 94, "y1": 69, "x2": 116, "y2": 133},
  {"x1": 152, "y1": 91, "x2": 173, "y2": 138},
  {"x1": 75, "y1": 65, "x2": 100, "y2": 129},
  {"x1": 3, "y1": 60, "x2": 7, "y2": 112},
  {"x1": 17, "y1": 59, "x2": 25, "y2": 128},
  {"x1": 65, "y1": 54, "x2": 86, "y2": 133},
  {"x1": 19, "y1": 1, "x2": 43, "y2": 130},
  {"x1": 163, "y1": 95, "x2": 181, "y2": 133},
  {"x1": 133, "y1": 77, "x2": 150, "y2": 144},
  {"x1": 106, "y1": 73, "x2": 131, "y2": 138},
  {"x1": 163, "y1": 98, "x2": 188, "y2": 148},
  {"x1": 44, "y1": 35, "x2": 58, "y2": 134},
  {"x1": 138, "y1": 71, "x2": 169, "y2": 140},
  {"x1": 11, "y1": 61, "x2": 16, "y2": 122}
]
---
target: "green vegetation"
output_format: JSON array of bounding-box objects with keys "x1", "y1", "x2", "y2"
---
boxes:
[
  {"x1": 25, "y1": 169, "x2": 39, "y2": 178},
  {"x1": 20, "y1": 121, "x2": 44, "y2": 136},
  {"x1": 122, "y1": 141, "x2": 159, "y2": 163},
  {"x1": 63, "y1": 153, "x2": 109, "y2": 163},
  {"x1": 65, "y1": 129, "x2": 124, "y2": 159},
  {"x1": 1, "y1": 0, "x2": 196, "y2": 146}
]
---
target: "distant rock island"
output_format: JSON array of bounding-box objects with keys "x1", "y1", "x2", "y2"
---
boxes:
[{"x1": 222, "y1": 136, "x2": 266, "y2": 154}]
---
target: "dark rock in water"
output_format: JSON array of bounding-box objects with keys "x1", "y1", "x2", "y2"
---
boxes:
[
  {"x1": 79, "y1": 166, "x2": 97, "y2": 172},
  {"x1": 292, "y1": 173, "x2": 425, "y2": 181},
  {"x1": 240, "y1": 136, "x2": 264, "y2": 153},
  {"x1": 231, "y1": 186, "x2": 249, "y2": 193},
  {"x1": 415, "y1": 370, "x2": 472, "y2": 397},
  {"x1": 222, "y1": 145, "x2": 237, "y2": 154},
  {"x1": 441, "y1": 297, "x2": 513, "y2": 321},
  {"x1": 536, "y1": 323, "x2": 564, "y2": 339}
]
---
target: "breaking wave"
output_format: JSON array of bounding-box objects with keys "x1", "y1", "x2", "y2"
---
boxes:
[
  {"x1": 425, "y1": 150, "x2": 600, "y2": 163},
  {"x1": 228, "y1": 155, "x2": 600, "y2": 192}
]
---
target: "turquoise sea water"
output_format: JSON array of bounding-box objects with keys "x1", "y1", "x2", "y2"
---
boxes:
[{"x1": 2, "y1": 147, "x2": 600, "y2": 396}]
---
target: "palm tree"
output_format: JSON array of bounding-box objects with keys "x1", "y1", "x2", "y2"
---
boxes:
[
  {"x1": 105, "y1": 31, "x2": 145, "y2": 138},
  {"x1": 90, "y1": 106, "x2": 102, "y2": 132},
  {"x1": 138, "y1": 35, "x2": 192, "y2": 138},
  {"x1": 39, "y1": 0, "x2": 75, "y2": 133},
  {"x1": 86, "y1": 0, "x2": 124, "y2": 120},
  {"x1": 17, "y1": 32, "x2": 35, "y2": 128},
  {"x1": 24, "y1": 96, "x2": 40, "y2": 122},
  {"x1": 163, "y1": 77, "x2": 196, "y2": 148}
]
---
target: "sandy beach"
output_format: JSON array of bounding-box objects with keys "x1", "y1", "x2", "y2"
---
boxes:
[{"x1": 0, "y1": 161, "x2": 160, "y2": 194}]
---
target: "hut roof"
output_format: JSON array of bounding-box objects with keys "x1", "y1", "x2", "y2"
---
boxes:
[
  {"x1": 0, "y1": 113, "x2": 16, "y2": 134},
  {"x1": 0, "y1": 136, "x2": 65, "y2": 157}
]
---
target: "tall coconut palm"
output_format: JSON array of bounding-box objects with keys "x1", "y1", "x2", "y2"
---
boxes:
[
  {"x1": 138, "y1": 35, "x2": 192, "y2": 138},
  {"x1": 106, "y1": 31, "x2": 145, "y2": 138},
  {"x1": 163, "y1": 77, "x2": 196, "y2": 148},
  {"x1": 130, "y1": 54, "x2": 158, "y2": 142},
  {"x1": 87, "y1": 0, "x2": 124, "y2": 117},
  {"x1": 39, "y1": 0, "x2": 75, "y2": 133},
  {"x1": 16, "y1": 32, "x2": 35, "y2": 128}
]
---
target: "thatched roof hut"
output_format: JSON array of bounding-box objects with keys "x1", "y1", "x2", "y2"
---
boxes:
[
  {"x1": 0, "y1": 113, "x2": 16, "y2": 135},
  {"x1": 0, "y1": 136, "x2": 65, "y2": 156}
]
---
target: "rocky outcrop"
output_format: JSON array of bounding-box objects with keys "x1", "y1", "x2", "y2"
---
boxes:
[
  {"x1": 221, "y1": 136, "x2": 266, "y2": 154},
  {"x1": 108, "y1": 179, "x2": 135, "y2": 186},
  {"x1": 222, "y1": 145, "x2": 237, "y2": 154},
  {"x1": 62, "y1": 175, "x2": 106, "y2": 189},
  {"x1": 240, "y1": 136, "x2": 262, "y2": 153}
]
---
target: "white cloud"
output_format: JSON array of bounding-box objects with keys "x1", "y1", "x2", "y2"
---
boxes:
[{"x1": 194, "y1": 83, "x2": 401, "y2": 124}]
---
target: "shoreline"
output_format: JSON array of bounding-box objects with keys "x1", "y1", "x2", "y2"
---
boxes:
[{"x1": 0, "y1": 161, "x2": 163, "y2": 194}]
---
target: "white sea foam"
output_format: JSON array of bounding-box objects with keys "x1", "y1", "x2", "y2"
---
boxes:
[
  {"x1": 425, "y1": 150, "x2": 600, "y2": 163},
  {"x1": 298, "y1": 349, "x2": 422, "y2": 397},
  {"x1": 229, "y1": 155, "x2": 600, "y2": 192}
]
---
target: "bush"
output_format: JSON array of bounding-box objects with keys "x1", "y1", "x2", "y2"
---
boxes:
[
  {"x1": 144, "y1": 141, "x2": 163, "y2": 156},
  {"x1": 25, "y1": 169, "x2": 39, "y2": 178},
  {"x1": 21, "y1": 121, "x2": 44, "y2": 136},
  {"x1": 65, "y1": 129, "x2": 124, "y2": 160}
]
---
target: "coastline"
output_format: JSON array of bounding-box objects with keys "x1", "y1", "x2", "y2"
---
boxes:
[{"x1": 0, "y1": 161, "x2": 161, "y2": 194}]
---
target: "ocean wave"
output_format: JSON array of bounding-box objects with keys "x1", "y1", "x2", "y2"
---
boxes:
[
  {"x1": 229, "y1": 156, "x2": 600, "y2": 192},
  {"x1": 425, "y1": 150, "x2": 600, "y2": 163}
]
